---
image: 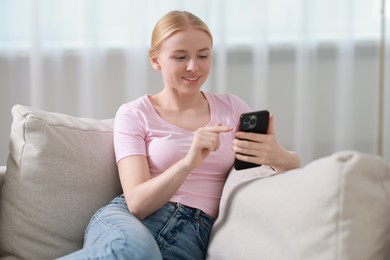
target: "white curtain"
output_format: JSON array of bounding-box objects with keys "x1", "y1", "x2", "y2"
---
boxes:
[
  {"x1": 383, "y1": 0, "x2": 390, "y2": 165},
  {"x1": 0, "y1": 0, "x2": 388, "y2": 165}
]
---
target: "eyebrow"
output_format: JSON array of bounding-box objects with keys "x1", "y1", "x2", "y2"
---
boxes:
[{"x1": 172, "y1": 47, "x2": 211, "y2": 53}]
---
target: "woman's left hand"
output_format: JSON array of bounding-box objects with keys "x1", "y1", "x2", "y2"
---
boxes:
[{"x1": 232, "y1": 114, "x2": 300, "y2": 172}]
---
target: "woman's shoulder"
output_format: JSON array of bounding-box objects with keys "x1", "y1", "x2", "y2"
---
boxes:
[
  {"x1": 116, "y1": 95, "x2": 151, "y2": 115},
  {"x1": 119, "y1": 95, "x2": 149, "y2": 109}
]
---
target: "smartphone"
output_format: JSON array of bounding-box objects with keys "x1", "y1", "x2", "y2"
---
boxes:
[{"x1": 234, "y1": 110, "x2": 270, "y2": 170}]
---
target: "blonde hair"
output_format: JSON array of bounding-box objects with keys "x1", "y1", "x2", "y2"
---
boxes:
[{"x1": 149, "y1": 10, "x2": 212, "y2": 59}]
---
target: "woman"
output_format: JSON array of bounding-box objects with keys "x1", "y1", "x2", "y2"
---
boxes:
[{"x1": 59, "y1": 10, "x2": 300, "y2": 260}]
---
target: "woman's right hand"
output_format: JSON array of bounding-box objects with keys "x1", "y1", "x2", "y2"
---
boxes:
[
  {"x1": 182, "y1": 124, "x2": 232, "y2": 169},
  {"x1": 118, "y1": 124, "x2": 232, "y2": 219}
]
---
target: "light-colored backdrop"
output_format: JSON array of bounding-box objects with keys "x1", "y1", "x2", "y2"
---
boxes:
[{"x1": 1, "y1": 0, "x2": 389, "y2": 165}]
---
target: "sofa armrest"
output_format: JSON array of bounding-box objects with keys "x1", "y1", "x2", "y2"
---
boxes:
[{"x1": 0, "y1": 166, "x2": 5, "y2": 192}]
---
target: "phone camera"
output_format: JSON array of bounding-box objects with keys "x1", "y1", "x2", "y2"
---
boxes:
[{"x1": 242, "y1": 115, "x2": 257, "y2": 130}]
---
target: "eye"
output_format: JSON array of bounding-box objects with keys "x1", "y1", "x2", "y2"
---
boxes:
[
  {"x1": 198, "y1": 55, "x2": 208, "y2": 59},
  {"x1": 174, "y1": 56, "x2": 186, "y2": 60}
]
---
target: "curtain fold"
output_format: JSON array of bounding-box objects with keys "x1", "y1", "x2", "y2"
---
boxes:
[
  {"x1": 251, "y1": 0, "x2": 269, "y2": 110},
  {"x1": 383, "y1": 0, "x2": 390, "y2": 161},
  {"x1": 334, "y1": 0, "x2": 355, "y2": 152},
  {"x1": 0, "y1": 0, "x2": 387, "y2": 165}
]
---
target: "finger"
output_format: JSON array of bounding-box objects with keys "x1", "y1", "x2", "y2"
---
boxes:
[
  {"x1": 267, "y1": 113, "x2": 275, "y2": 135},
  {"x1": 233, "y1": 138, "x2": 267, "y2": 155},
  {"x1": 201, "y1": 140, "x2": 215, "y2": 151},
  {"x1": 233, "y1": 145, "x2": 257, "y2": 157},
  {"x1": 195, "y1": 131, "x2": 220, "y2": 150},
  {"x1": 204, "y1": 133, "x2": 221, "y2": 151},
  {"x1": 235, "y1": 131, "x2": 265, "y2": 142},
  {"x1": 205, "y1": 125, "x2": 232, "y2": 133},
  {"x1": 235, "y1": 153, "x2": 262, "y2": 165}
]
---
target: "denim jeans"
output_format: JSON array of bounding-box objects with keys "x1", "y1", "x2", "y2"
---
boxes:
[{"x1": 57, "y1": 194, "x2": 215, "y2": 260}]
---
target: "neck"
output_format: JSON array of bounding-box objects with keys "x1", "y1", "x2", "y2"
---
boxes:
[{"x1": 154, "y1": 89, "x2": 206, "y2": 111}]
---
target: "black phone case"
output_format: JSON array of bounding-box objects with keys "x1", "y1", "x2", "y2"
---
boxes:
[{"x1": 234, "y1": 110, "x2": 270, "y2": 170}]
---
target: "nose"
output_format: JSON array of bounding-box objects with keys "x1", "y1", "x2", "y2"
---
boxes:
[{"x1": 186, "y1": 58, "x2": 199, "y2": 72}]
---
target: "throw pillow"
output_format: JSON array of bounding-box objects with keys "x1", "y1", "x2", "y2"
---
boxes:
[
  {"x1": 207, "y1": 151, "x2": 390, "y2": 260},
  {"x1": 0, "y1": 105, "x2": 122, "y2": 259}
]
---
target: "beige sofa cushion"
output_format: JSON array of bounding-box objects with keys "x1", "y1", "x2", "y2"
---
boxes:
[
  {"x1": 0, "y1": 105, "x2": 122, "y2": 259},
  {"x1": 0, "y1": 166, "x2": 5, "y2": 194},
  {"x1": 207, "y1": 151, "x2": 390, "y2": 260}
]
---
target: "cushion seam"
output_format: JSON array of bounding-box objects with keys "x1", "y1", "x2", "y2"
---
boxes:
[
  {"x1": 335, "y1": 158, "x2": 346, "y2": 260},
  {"x1": 8, "y1": 111, "x2": 27, "y2": 256},
  {"x1": 379, "y1": 164, "x2": 390, "y2": 208},
  {"x1": 26, "y1": 117, "x2": 113, "y2": 133}
]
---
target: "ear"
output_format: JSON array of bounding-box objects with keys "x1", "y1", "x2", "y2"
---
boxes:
[{"x1": 149, "y1": 56, "x2": 161, "y2": 71}]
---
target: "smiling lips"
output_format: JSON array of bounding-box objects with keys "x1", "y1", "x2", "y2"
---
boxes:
[{"x1": 182, "y1": 76, "x2": 201, "y2": 81}]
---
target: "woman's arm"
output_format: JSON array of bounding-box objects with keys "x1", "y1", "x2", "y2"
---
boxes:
[
  {"x1": 118, "y1": 125, "x2": 232, "y2": 220},
  {"x1": 118, "y1": 155, "x2": 192, "y2": 220}
]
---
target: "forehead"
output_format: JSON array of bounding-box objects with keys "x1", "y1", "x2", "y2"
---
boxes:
[{"x1": 160, "y1": 28, "x2": 212, "y2": 53}]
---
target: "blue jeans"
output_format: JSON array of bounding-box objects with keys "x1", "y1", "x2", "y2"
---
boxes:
[{"x1": 57, "y1": 195, "x2": 215, "y2": 260}]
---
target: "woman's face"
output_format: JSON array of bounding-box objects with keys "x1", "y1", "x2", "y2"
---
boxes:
[{"x1": 152, "y1": 28, "x2": 212, "y2": 95}]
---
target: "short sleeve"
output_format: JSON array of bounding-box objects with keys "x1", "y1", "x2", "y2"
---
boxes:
[
  {"x1": 227, "y1": 93, "x2": 252, "y2": 116},
  {"x1": 114, "y1": 103, "x2": 147, "y2": 163}
]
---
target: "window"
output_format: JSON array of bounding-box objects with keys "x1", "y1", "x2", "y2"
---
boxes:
[{"x1": 0, "y1": 0, "x2": 387, "y2": 50}]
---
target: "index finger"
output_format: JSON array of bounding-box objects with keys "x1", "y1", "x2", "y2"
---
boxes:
[{"x1": 205, "y1": 125, "x2": 233, "y2": 133}]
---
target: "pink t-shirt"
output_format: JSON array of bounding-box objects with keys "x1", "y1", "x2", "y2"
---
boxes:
[{"x1": 114, "y1": 91, "x2": 251, "y2": 218}]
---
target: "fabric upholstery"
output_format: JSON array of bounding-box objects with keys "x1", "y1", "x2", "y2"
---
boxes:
[
  {"x1": 207, "y1": 151, "x2": 390, "y2": 260},
  {"x1": 0, "y1": 105, "x2": 122, "y2": 259},
  {"x1": 1, "y1": 104, "x2": 390, "y2": 260},
  {"x1": 0, "y1": 166, "x2": 5, "y2": 200}
]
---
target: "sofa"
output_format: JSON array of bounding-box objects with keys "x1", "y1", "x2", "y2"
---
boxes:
[{"x1": 0, "y1": 104, "x2": 389, "y2": 260}]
